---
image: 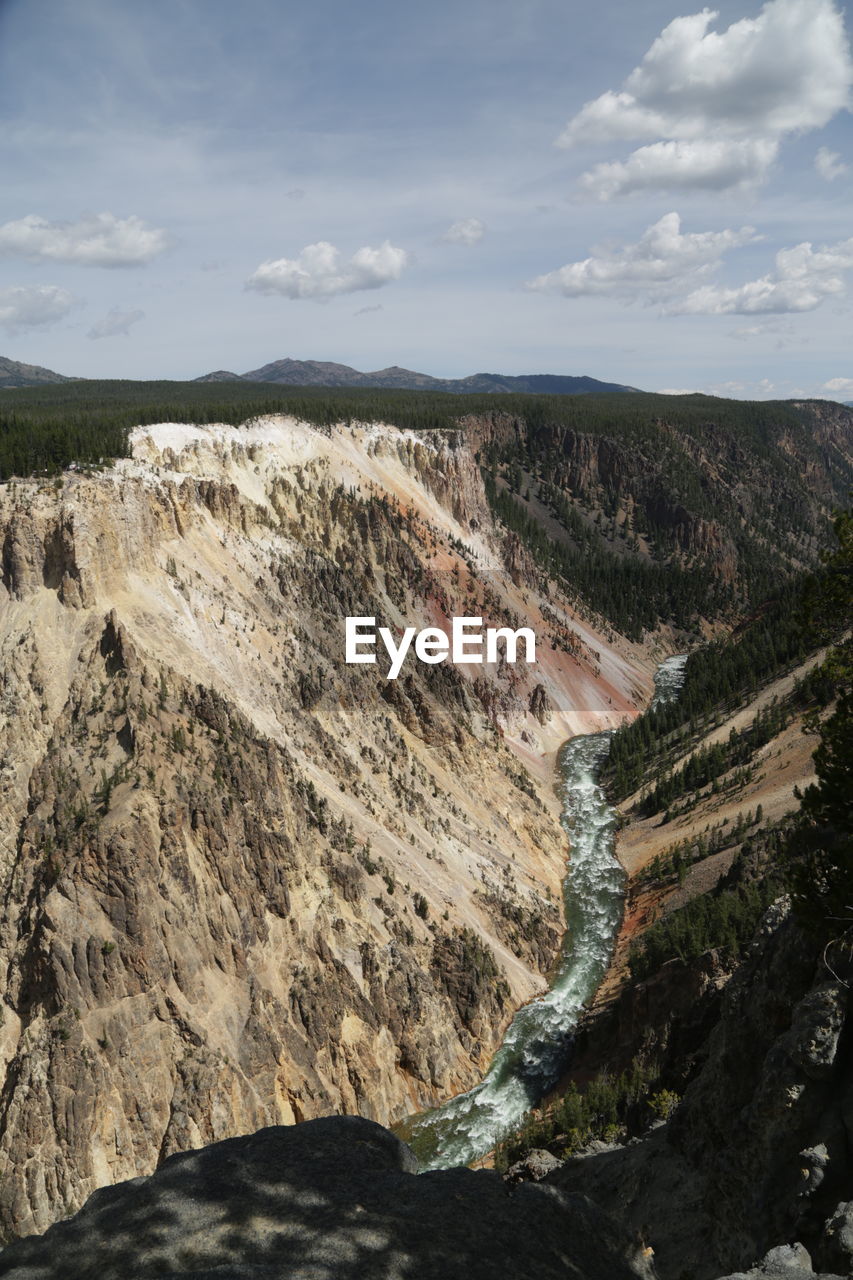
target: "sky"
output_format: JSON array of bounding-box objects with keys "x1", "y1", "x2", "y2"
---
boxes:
[{"x1": 0, "y1": 0, "x2": 851, "y2": 399}]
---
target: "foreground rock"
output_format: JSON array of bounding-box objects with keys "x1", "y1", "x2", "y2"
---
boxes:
[
  {"x1": 0, "y1": 1116, "x2": 656, "y2": 1280},
  {"x1": 716, "y1": 1242, "x2": 845, "y2": 1279}
]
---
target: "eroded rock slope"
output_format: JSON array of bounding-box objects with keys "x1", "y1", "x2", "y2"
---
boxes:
[{"x1": 0, "y1": 417, "x2": 648, "y2": 1236}]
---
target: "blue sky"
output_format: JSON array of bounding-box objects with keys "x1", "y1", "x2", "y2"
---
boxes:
[{"x1": 0, "y1": 0, "x2": 851, "y2": 397}]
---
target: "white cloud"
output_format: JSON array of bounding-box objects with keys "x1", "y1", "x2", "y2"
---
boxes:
[
  {"x1": 354, "y1": 303, "x2": 384, "y2": 316},
  {"x1": 560, "y1": 1, "x2": 851, "y2": 146},
  {"x1": 731, "y1": 320, "x2": 791, "y2": 336},
  {"x1": 527, "y1": 215, "x2": 853, "y2": 320},
  {"x1": 245, "y1": 240, "x2": 408, "y2": 299},
  {"x1": 729, "y1": 318, "x2": 800, "y2": 347},
  {"x1": 442, "y1": 217, "x2": 486, "y2": 245},
  {"x1": 707, "y1": 377, "x2": 776, "y2": 397},
  {"x1": 0, "y1": 285, "x2": 76, "y2": 333},
  {"x1": 525, "y1": 211, "x2": 757, "y2": 298},
  {"x1": 659, "y1": 377, "x2": 785, "y2": 398},
  {"x1": 815, "y1": 146, "x2": 848, "y2": 181},
  {"x1": 674, "y1": 235, "x2": 853, "y2": 314},
  {"x1": 87, "y1": 307, "x2": 145, "y2": 339},
  {"x1": 0, "y1": 212, "x2": 171, "y2": 266},
  {"x1": 559, "y1": 0, "x2": 853, "y2": 198},
  {"x1": 822, "y1": 376, "x2": 853, "y2": 393},
  {"x1": 579, "y1": 138, "x2": 779, "y2": 200}
]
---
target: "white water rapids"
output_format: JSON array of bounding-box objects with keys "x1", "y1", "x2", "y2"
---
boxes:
[{"x1": 400, "y1": 653, "x2": 687, "y2": 1169}]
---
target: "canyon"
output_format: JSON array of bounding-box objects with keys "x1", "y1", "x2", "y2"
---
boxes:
[
  {"x1": 0, "y1": 414, "x2": 649, "y2": 1237},
  {"x1": 0, "y1": 392, "x2": 849, "y2": 1275}
]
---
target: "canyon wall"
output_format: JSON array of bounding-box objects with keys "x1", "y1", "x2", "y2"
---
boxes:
[{"x1": 0, "y1": 417, "x2": 648, "y2": 1236}]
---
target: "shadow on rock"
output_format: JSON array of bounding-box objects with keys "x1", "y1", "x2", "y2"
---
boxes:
[{"x1": 0, "y1": 1116, "x2": 656, "y2": 1280}]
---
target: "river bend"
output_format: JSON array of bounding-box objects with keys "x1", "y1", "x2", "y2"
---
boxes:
[{"x1": 402, "y1": 653, "x2": 687, "y2": 1169}]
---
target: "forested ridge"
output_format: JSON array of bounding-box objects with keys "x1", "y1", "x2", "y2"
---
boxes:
[
  {"x1": 1, "y1": 378, "x2": 848, "y2": 475},
  {"x1": 601, "y1": 580, "x2": 823, "y2": 799},
  {"x1": 1, "y1": 379, "x2": 850, "y2": 640}
]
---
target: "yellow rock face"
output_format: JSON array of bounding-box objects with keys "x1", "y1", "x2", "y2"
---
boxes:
[{"x1": 0, "y1": 417, "x2": 650, "y2": 1235}]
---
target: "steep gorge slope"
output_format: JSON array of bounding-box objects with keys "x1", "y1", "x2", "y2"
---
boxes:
[
  {"x1": 474, "y1": 397, "x2": 853, "y2": 635},
  {"x1": 0, "y1": 417, "x2": 648, "y2": 1237},
  {"x1": 491, "y1": 546, "x2": 853, "y2": 1277}
]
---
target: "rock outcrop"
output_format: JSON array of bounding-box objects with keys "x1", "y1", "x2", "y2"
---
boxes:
[
  {"x1": 716, "y1": 1242, "x2": 845, "y2": 1280},
  {"x1": 0, "y1": 1116, "x2": 657, "y2": 1280}
]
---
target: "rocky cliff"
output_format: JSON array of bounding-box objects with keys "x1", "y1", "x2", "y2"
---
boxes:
[
  {"x1": 0, "y1": 417, "x2": 649, "y2": 1237},
  {"x1": 548, "y1": 905, "x2": 853, "y2": 1280}
]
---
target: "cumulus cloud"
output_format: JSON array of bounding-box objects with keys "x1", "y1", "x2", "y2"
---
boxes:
[
  {"x1": 245, "y1": 240, "x2": 408, "y2": 300},
  {"x1": 0, "y1": 212, "x2": 171, "y2": 267},
  {"x1": 815, "y1": 146, "x2": 848, "y2": 181},
  {"x1": 441, "y1": 218, "x2": 486, "y2": 245},
  {"x1": 526, "y1": 211, "x2": 757, "y2": 299},
  {"x1": 558, "y1": 0, "x2": 853, "y2": 197},
  {"x1": 823, "y1": 376, "x2": 853, "y2": 394},
  {"x1": 673, "y1": 235, "x2": 853, "y2": 314},
  {"x1": 87, "y1": 307, "x2": 145, "y2": 339},
  {"x1": 579, "y1": 138, "x2": 779, "y2": 200},
  {"x1": 527, "y1": 214, "x2": 853, "y2": 318},
  {"x1": 560, "y1": 0, "x2": 851, "y2": 146},
  {"x1": 0, "y1": 285, "x2": 76, "y2": 334}
]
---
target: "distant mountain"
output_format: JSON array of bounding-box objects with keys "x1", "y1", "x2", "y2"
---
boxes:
[
  {"x1": 454, "y1": 372, "x2": 640, "y2": 395},
  {"x1": 193, "y1": 370, "x2": 247, "y2": 383},
  {"x1": 242, "y1": 358, "x2": 382, "y2": 387},
  {"x1": 0, "y1": 356, "x2": 72, "y2": 389},
  {"x1": 194, "y1": 357, "x2": 638, "y2": 395}
]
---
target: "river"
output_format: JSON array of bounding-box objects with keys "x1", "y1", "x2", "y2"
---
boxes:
[{"x1": 399, "y1": 653, "x2": 688, "y2": 1170}]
